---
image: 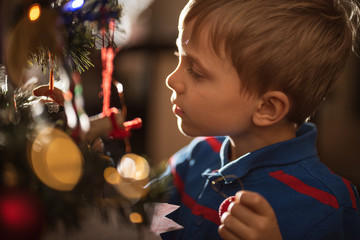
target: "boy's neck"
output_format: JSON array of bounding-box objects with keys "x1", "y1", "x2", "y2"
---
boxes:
[{"x1": 228, "y1": 121, "x2": 297, "y2": 162}]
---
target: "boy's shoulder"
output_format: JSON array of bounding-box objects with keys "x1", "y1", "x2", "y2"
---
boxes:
[
  {"x1": 260, "y1": 160, "x2": 360, "y2": 239},
  {"x1": 189, "y1": 136, "x2": 226, "y2": 155},
  {"x1": 172, "y1": 136, "x2": 226, "y2": 160},
  {"x1": 302, "y1": 162, "x2": 359, "y2": 210},
  {"x1": 169, "y1": 136, "x2": 226, "y2": 171}
]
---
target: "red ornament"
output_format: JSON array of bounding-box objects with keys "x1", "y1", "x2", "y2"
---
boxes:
[
  {"x1": 0, "y1": 189, "x2": 45, "y2": 240},
  {"x1": 218, "y1": 196, "x2": 236, "y2": 218}
]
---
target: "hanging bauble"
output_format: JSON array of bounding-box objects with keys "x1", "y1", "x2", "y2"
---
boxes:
[
  {"x1": 218, "y1": 196, "x2": 236, "y2": 218},
  {"x1": 0, "y1": 188, "x2": 45, "y2": 240}
]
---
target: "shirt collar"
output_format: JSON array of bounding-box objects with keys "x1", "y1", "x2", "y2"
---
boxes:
[{"x1": 218, "y1": 122, "x2": 318, "y2": 179}]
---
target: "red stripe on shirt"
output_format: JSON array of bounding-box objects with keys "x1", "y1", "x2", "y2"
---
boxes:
[
  {"x1": 269, "y1": 170, "x2": 339, "y2": 209},
  {"x1": 328, "y1": 169, "x2": 358, "y2": 210},
  {"x1": 169, "y1": 156, "x2": 221, "y2": 225},
  {"x1": 341, "y1": 177, "x2": 358, "y2": 210},
  {"x1": 204, "y1": 137, "x2": 222, "y2": 153}
]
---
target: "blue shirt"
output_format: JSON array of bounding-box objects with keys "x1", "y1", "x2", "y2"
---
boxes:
[{"x1": 161, "y1": 123, "x2": 360, "y2": 240}]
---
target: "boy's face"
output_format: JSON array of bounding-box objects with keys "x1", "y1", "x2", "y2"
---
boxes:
[{"x1": 166, "y1": 20, "x2": 259, "y2": 138}]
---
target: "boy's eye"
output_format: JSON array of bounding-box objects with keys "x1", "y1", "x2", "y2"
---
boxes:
[{"x1": 185, "y1": 68, "x2": 202, "y2": 80}]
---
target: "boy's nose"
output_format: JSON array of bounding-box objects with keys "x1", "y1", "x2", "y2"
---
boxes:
[{"x1": 166, "y1": 68, "x2": 185, "y2": 94}]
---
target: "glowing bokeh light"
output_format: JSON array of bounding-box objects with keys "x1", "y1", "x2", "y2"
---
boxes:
[
  {"x1": 114, "y1": 178, "x2": 150, "y2": 200},
  {"x1": 72, "y1": 0, "x2": 84, "y2": 9},
  {"x1": 29, "y1": 127, "x2": 84, "y2": 191},
  {"x1": 46, "y1": 138, "x2": 83, "y2": 185},
  {"x1": 115, "y1": 82, "x2": 123, "y2": 93},
  {"x1": 63, "y1": 0, "x2": 84, "y2": 12},
  {"x1": 79, "y1": 113, "x2": 90, "y2": 132},
  {"x1": 117, "y1": 154, "x2": 150, "y2": 180},
  {"x1": 129, "y1": 212, "x2": 143, "y2": 224},
  {"x1": 64, "y1": 101, "x2": 77, "y2": 129},
  {"x1": 28, "y1": 4, "x2": 41, "y2": 21},
  {"x1": 104, "y1": 167, "x2": 121, "y2": 185},
  {"x1": 113, "y1": 154, "x2": 150, "y2": 200},
  {"x1": 3, "y1": 164, "x2": 18, "y2": 187}
]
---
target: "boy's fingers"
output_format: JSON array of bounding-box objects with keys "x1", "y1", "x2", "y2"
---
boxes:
[
  {"x1": 227, "y1": 201, "x2": 260, "y2": 227},
  {"x1": 33, "y1": 85, "x2": 65, "y2": 106},
  {"x1": 220, "y1": 212, "x2": 251, "y2": 240},
  {"x1": 235, "y1": 190, "x2": 275, "y2": 216},
  {"x1": 218, "y1": 224, "x2": 242, "y2": 240}
]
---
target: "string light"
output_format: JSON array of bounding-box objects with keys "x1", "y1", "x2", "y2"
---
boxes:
[
  {"x1": 63, "y1": 0, "x2": 84, "y2": 12},
  {"x1": 28, "y1": 4, "x2": 41, "y2": 22},
  {"x1": 129, "y1": 212, "x2": 143, "y2": 224}
]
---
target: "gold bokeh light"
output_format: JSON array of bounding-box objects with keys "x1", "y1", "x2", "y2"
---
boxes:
[
  {"x1": 129, "y1": 212, "x2": 143, "y2": 224},
  {"x1": 117, "y1": 153, "x2": 150, "y2": 180},
  {"x1": 103, "y1": 166, "x2": 121, "y2": 185},
  {"x1": 29, "y1": 4, "x2": 41, "y2": 21},
  {"x1": 29, "y1": 127, "x2": 83, "y2": 191}
]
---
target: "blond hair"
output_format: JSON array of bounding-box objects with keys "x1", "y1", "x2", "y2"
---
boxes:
[{"x1": 180, "y1": 0, "x2": 360, "y2": 125}]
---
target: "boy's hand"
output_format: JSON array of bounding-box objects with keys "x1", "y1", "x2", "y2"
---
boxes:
[{"x1": 218, "y1": 191, "x2": 282, "y2": 240}]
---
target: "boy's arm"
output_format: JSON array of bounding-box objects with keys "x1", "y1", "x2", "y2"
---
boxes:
[{"x1": 218, "y1": 191, "x2": 282, "y2": 240}]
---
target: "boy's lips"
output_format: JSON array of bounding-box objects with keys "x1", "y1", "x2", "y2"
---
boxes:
[{"x1": 172, "y1": 104, "x2": 185, "y2": 116}]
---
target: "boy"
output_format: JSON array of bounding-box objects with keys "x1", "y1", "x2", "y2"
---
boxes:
[{"x1": 161, "y1": 0, "x2": 360, "y2": 239}]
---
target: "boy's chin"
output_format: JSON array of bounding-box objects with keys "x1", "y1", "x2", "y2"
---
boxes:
[
  {"x1": 177, "y1": 121, "x2": 197, "y2": 138},
  {"x1": 177, "y1": 121, "x2": 210, "y2": 138},
  {"x1": 178, "y1": 125, "x2": 193, "y2": 138}
]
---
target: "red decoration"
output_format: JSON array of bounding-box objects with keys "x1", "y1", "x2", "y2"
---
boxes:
[
  {"x1": 218, "y1": 196, "x2": 236, "y2": 218},
  {"x1": 99, "y1": 19, "x2": 142, "y2": 141},
  {"x1": 48, "y1": 53, "x2": 54, "y2": 94},
  {"x1": 101, "y1": 46, "x2": 114, "y2": 117},
  {"x1": 0, "y1": 189, "x2": 45, "y2": 240}
]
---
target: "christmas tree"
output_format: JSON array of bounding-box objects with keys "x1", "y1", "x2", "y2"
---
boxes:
[{"x1": 0, "y1": 1, "x2": 170, "y2": 239}]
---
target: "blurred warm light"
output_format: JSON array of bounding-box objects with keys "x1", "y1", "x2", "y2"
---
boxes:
[
  {"x1": 117, "y1": 154, "x2": 150, "y2": 180},
  {"x1": 3, "y1": 164, "x2": 18, "y2": 187},
  {"x1": 29, "y1": 127, "x2": 84, "y2": 191},
  {"x1": 103, "y1": 167, "x2": 121, "y2": 185},
  {"x1": 28, "y1": 4, "x2": 41, "y2": 21},
  {"x1": 129, "y1": 212, "x2": 143, "y2": 224},
  {"x1": 113, "y1": 154, "x2": 150, "y2": 200},
  {"x1": 114, "y1": 178, "x2": 150, "y2": 200}
]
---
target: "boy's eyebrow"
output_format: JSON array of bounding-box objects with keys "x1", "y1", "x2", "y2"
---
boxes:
[{"x1": 175, "y1": 37, "x2": 211, "y2": 75}]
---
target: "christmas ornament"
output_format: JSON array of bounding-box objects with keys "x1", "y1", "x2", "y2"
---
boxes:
[
  {"x1": 0, "y1": 189, "x2": 45, "y2": 240},
  {"x1": 211, "y1": 175, "x2": 244, "y2": 218},
  {"x1": 150, "y1": 203, "x2": 183, "y2": 235},
  {"x1": 218, "y1": 196, "x2": 236, "y2": 218}
]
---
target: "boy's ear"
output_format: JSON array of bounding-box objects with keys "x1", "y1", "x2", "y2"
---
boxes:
[{"x1": 252, "y1": 91, "x2": 290, "y2": 127}]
